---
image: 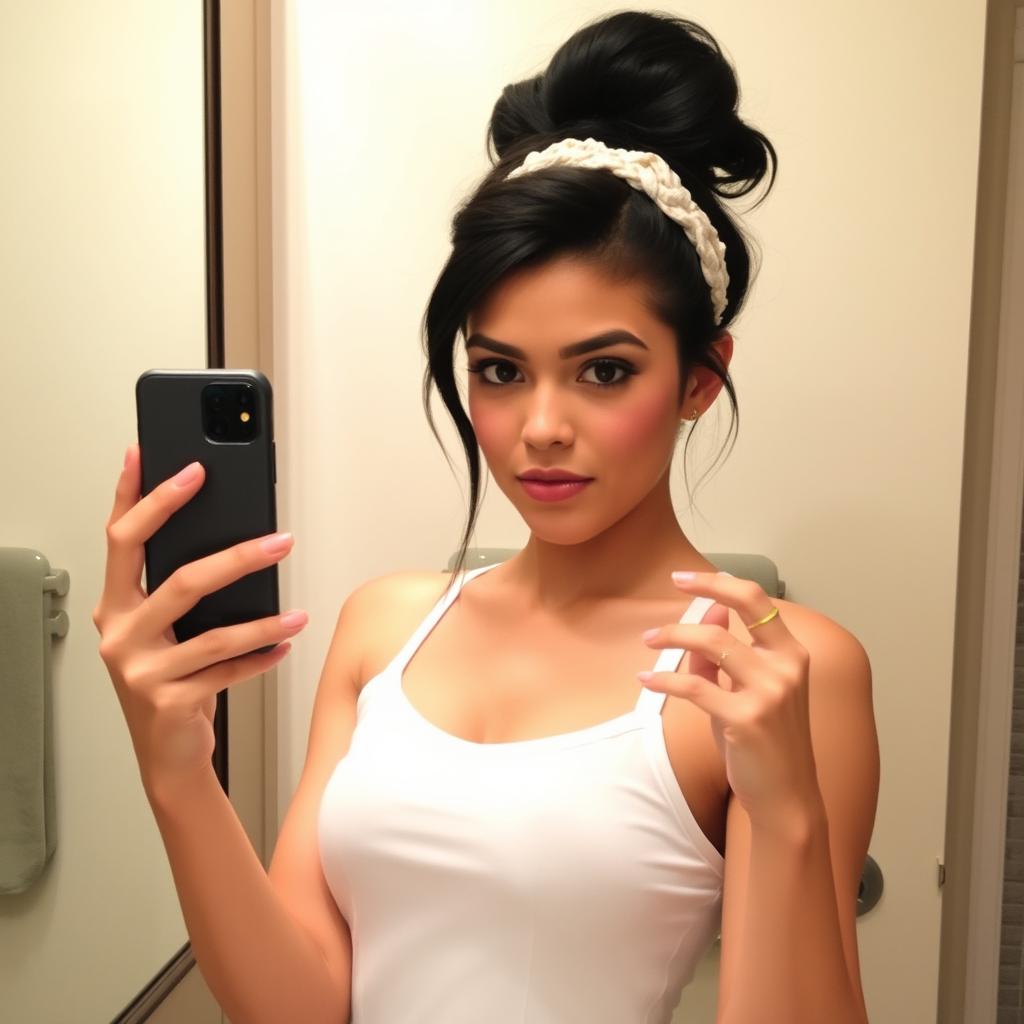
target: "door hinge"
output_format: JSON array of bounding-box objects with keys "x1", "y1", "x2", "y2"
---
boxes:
[{"x1": 937, "y1": 858, "x2": 945, "y2": 888}]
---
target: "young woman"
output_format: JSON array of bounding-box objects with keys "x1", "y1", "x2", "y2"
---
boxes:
[{"x1": 94, "y1": 10, "x2": 878, "y2": 1024}]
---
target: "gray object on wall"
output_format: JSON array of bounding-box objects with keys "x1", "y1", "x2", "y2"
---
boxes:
[{"x1": 0, "y1": 547, "x2": 68, "y2": 894}]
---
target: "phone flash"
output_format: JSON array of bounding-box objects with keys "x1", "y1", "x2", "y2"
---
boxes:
[{"x1": 240, "y1": 412, "x2": 251, "y2": 422}]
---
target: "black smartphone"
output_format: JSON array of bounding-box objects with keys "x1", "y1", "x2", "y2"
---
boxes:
[{"x1": 135, "y1": 369, "x2": 280, "y2": 657}]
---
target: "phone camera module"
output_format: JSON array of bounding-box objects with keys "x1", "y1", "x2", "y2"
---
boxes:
[{"x1": 202, "y1": 381, "x2": 259, "y2": 442}]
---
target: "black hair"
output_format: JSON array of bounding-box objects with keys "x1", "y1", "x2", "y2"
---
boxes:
[{"x1": 420, "y1": 10, "x2": 777, "y2": 597}]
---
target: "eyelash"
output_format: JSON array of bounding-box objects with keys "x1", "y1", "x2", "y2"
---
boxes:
[{"x1": 466, "y1": 358, "x2": 638, "y2": 390}]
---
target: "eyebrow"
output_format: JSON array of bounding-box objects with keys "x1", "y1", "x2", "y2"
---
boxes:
[{"x1": 464, "y1": 329, "x2": 649, "y2": 360}]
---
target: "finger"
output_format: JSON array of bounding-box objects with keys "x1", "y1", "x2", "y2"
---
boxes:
[
  {"x1": 105, "y1": 443, "x2": 140, "y2": 527},
  {"x1": 680, "y1": 600, "x2": 730, "y2": 688},
  {"x1": 132, "y1": 530, "x2": 295, "y2": 642},
  {"x1": 176, "y1": 641, "x2": 293, "y2": 707},
  {"x1": 672, "y1": 569, "x2": 791, "y2": 650},
  {"x1": 99, "y1": 443, "x2": 144, "y2": 611},
  {"x1": 155, "y1": 608, "x2": 307, "y2": 682},
  {"x1": 641, "y1": 669, "x2": 740, "y2": 722},
  {"x1": 101, "y1": 444, "x2": 206, "y2": 613},
  {"x1": 644, "y1": 609, "x2": 757, "y2": 691}
]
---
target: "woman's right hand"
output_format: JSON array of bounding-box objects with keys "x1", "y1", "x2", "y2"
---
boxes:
[{"x1": 92, "y1": 443, "x2": 308, "y2": 803}]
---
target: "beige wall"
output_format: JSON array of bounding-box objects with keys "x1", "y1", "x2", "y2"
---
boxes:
[
  {"x1": 0, "y1": 2, "x2": 207, "y2": 1022},
  {"x1": 269, "y1": 2, "x2": 991, "y2": 1021}
]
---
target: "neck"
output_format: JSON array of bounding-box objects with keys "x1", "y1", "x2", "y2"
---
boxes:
[{"x1": 502, "y1": 473, "x2": 718, "y2": 615}]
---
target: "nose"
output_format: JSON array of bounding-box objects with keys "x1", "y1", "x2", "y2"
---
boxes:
[{"x1": 518, "y1": 385, "x2": 577, "y2": 448}]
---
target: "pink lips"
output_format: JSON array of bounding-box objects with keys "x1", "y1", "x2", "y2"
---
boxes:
[
  {"x1": 517, "y1": 471, "x2": 592, "y2": 482},
  {"x1": 519, "y1": 478, "x2": 593, "y2": 502}
]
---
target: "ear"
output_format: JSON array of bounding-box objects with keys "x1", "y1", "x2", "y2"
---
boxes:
[
  {"x1": 711, "y1": 329, "x2": 734, "y2": 375},
  {"x1": 682, "y1": 331, "x2": 734, "y2": 415}
]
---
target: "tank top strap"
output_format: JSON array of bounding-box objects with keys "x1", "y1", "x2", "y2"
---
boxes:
[
  {"x1": 634, "y1": 570, "x2": 735, "y2": 718},
  {"x1": 388, "y1": 561, "x2": 502, "y2": 678}
]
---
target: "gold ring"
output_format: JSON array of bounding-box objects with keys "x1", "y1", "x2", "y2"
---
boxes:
[{"x1": 747, "y1": 605, "x2": 780, "y2": 631}]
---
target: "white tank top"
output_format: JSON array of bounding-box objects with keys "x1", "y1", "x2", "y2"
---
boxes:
[{"x1": 318, "y1": 562, "x2": 726, "y2": 1023}]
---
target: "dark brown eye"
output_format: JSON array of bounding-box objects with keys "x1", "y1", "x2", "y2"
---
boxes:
[{"x1": 467, "y1": 358, "x2": 637, "y2": 389}]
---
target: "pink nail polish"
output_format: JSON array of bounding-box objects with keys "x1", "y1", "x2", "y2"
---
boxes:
[
  {"x1": 261, "y1": 532, "x2": 293, "y2": 553},
  {"x1": 173, "y1": 462, "x2": 201, "y2": 487}
]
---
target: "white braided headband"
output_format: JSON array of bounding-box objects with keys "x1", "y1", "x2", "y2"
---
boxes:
[{"x1": 504, "y1": 136, "x2": 729, "y2": 326}]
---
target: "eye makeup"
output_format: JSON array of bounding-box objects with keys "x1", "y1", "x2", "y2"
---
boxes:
[{"x1": 466, "y1": 357, "x2": 639, "y2": 390}]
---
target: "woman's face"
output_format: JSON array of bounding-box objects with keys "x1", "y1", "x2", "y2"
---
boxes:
[{"x1": 465, "y1": 257, "x2": 698, "y2": 542}]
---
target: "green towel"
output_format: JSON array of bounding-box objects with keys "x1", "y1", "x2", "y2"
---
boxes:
[{"x1": 0, "y1": 548, "x2": 59, "y2": 895}]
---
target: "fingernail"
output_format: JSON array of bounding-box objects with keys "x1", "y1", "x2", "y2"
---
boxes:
[
  {"x1": 642, "y1": 627, "x2": 660, "y2": 641},
  {"x1": 672, "y1": 571, "x2": 696, "y2": 582},
  {"x1": 280, "y1": 609, "x2": 307, "y2": 628},
  {"x1": 123, "y1": 445, "x2": 132, "y2": 468},
  {"x1": 173, "y1": 462, "x2": 201, "y2": 487},
  {"x1": 261, "y1": 532, "x2": 293, "y2": 553}
]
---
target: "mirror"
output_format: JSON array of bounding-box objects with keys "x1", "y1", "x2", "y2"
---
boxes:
[
  {"x1": 0, "y1": 2, "x2": 1004, "y2": 1021},
  {"x1": 0, "y1": 2, "x2": 224, "y2": 1020}
]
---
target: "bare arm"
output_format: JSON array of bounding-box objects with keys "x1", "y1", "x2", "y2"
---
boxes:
[
  {"x1": 94, "y1": 448, "x2": 366, "y2": 1024},
  {"x1": 140, "y1": 569, "x2": 396, "y2": 1023},
  {"x1": 149, "y1": 770, "x2": 349, "y2": 1024}
]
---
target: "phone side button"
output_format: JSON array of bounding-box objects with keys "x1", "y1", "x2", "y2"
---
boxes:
[{"x1": 272, "y1": 440, "x2": 277, "y2": 483}]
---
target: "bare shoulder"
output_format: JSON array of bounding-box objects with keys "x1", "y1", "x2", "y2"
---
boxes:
[
  {"x1": 722, "y1": 590, "x2": 869, "y2": 699},
  {"x1": 353, "y1": 569, "x2": 455, "y2": 688},
  {"x1": 720, "y1": 581, "x2": 857, "y2": 641},
  {"x1": 774, "y1": 596, "x2": 867, "y2": 652},
  {"x1": 361, "y1": 568, "x2": 453, "y2": 611},
  {"x1": 736, "y1": 593, "x2": 869, "y2": 676}
]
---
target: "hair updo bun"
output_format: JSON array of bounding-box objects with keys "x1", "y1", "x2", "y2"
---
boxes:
[
  {"x1": 489, "y1": 11, "x2": 775, "y2": 203},
  {"x1": 422, "y1": 10, "x2": 778, "y2": 591}
]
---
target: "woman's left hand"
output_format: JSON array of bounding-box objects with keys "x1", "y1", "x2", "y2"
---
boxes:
[{"x1": 639, "y1": 571, "x2": 824, "y2": 836}]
